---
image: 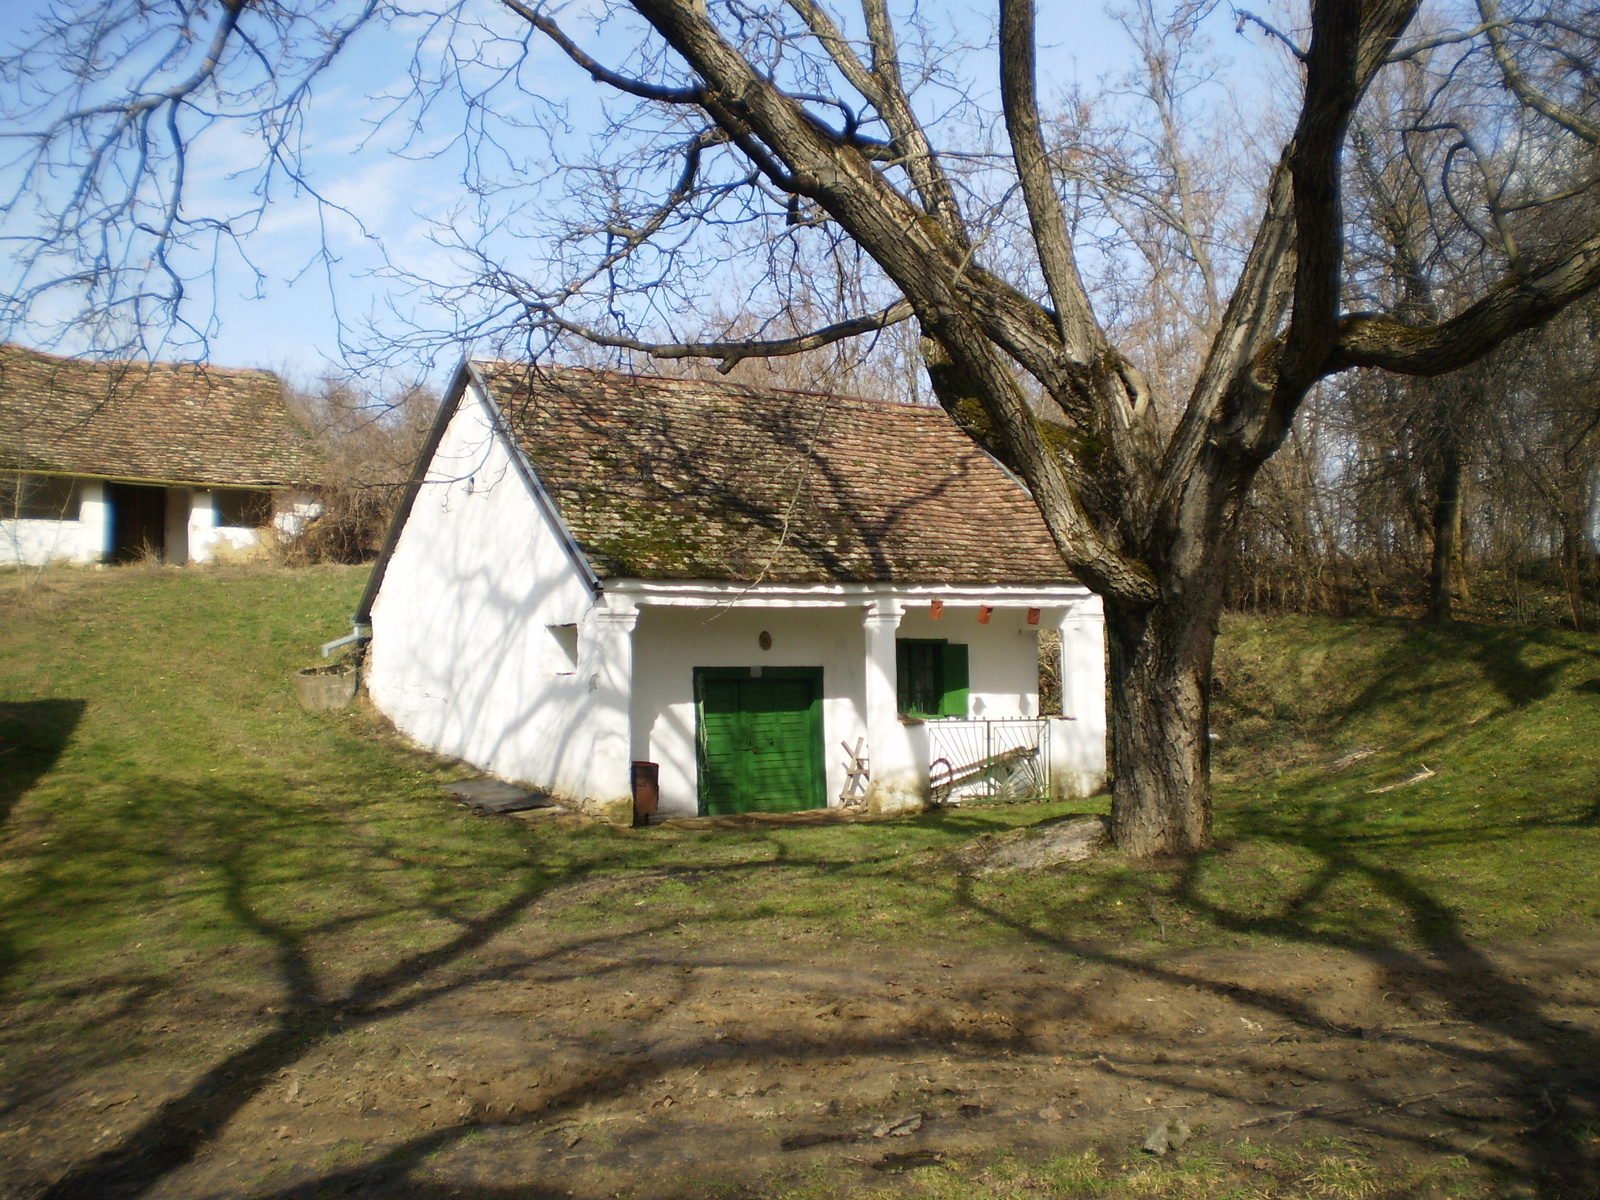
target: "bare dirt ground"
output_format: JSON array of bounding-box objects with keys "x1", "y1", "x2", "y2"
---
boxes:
[{"x1": 3, "y1": 869, "x2": 1597, "y2": 1200}]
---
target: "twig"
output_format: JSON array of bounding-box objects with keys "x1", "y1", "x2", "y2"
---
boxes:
[
  {"x1": 1233, "y1": 1082, "x2": 1472, "y2": 1129},
  {"x1": 1367, "y1": 764, "x2": 1436, "y2": 794}
]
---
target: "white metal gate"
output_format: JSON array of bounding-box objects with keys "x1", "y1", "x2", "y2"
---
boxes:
[{"x1": 926, "y1": 718, "x2": 1050, "y2": 804}]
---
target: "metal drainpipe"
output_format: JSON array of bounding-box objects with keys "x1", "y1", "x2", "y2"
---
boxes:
[{"x1": 320, "y1": 623, "x2": 371, "y2": 658}]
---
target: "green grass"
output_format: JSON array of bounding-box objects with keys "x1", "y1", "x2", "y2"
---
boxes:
[
  {"x1": 1201, "y1": 615, "x2": 1600, "y2": 949},
  {"x1": 2, "y1": 571, "x2": 1597, "y2": 1017},
  {"x1": 2, "y1": 568, "x2": 1597, "y2": 1199},
  {"x1": 763, "y1": 1139, "x2": 1481, "y2": 1199}
]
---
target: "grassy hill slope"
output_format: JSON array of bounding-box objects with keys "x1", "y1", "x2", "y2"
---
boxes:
[{"x1": 1205, "y1": 616, "x2": 1600, "y2": 949}]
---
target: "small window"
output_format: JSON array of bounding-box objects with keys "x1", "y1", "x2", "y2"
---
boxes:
[
  {"x1": 215, "y1": 488, "x2": 274, "y2": 527},
  {"x1": 896, "y1": 638, "x2": 969, "y2": 717},
  {"x1": 545, "y1": 624, "x2": 579, "y2": 675},
  {"x1": 2, "y1": 475, "x2": 80, "y2": 520}
]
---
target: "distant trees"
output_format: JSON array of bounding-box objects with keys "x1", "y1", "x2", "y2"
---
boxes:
[
  {"x1": 283, "y1": 380, "x2": 437, "y2": 565},
  {"x1": 1229, "y1": 293, "x2": 1600, "y2": 629}
]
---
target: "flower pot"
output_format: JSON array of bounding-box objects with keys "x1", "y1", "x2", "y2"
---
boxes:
[{"x1": 293, "y1": 663, "x2": 358, "y2": 711}]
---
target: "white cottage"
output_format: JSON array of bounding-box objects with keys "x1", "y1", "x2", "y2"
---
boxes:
[
  {"x1": 359, "y1": 362, "x2": 1106, "y2": 821},
  {"x1": 1, "y1": 343, "x2": 321, "y2": 566}
]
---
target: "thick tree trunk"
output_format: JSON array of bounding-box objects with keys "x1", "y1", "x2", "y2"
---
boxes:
[
  {"x1": 1105, "y1": 590, "x2": 1222, "y2": 857},
  {"x1": 1426, "y1": 432, "x2": 1467, "y2": 623}
]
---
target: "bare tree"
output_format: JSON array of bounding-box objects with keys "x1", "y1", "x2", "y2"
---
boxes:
[
  {"x1": 5, "y1": 0, "x2": 1600, "y2": 854},
  {"x1": 283, "y1": 376, "x2": 439, "y2": 563}
]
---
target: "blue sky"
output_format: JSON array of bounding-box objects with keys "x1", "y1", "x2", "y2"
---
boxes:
[{"x1": 1, "y1": 1, "x2": 1265, "y2": 390}]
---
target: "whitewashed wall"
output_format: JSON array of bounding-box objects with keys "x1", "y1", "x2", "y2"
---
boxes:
[
  {"x1": 365, "y1": 389, "x2": 607, "y2": 806},
  {"x1": 2, "y1": 480, "x2": 109, "y2": 566},
  {"x1": 893, "y1": 604, "x2": 1044, "y2": 718},
  {"x1": 188, "y1": 489, "x2": 321, "y2": 563},
  {"x1": 631, "y1": 605, "x2": 868, "y2": 817},
  {"x1": 629, "y1": 602, "x2": 1055, "y2": 817}
]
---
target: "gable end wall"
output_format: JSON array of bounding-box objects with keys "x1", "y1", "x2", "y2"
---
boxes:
[{"x1": 365, "y1": 383, "x2": 603, "y2": 799}]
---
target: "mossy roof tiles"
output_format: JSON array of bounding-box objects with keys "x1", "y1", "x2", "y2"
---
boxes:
[
  {"x1": 0, "y1": 343, "x2": 320, "y2": 487},
  {"x1": 483, "y1": 366, "x2": 1078, "y2": 586}
]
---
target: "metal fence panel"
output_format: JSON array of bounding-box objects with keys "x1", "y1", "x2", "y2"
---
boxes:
[{"x1": 927, "y1": 718, "x2": 1050, "y2": 804}]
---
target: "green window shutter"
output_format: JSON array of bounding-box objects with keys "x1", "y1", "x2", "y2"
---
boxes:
[{"x1": 940, "y1": 642, "x2": 969, "y2": 716}]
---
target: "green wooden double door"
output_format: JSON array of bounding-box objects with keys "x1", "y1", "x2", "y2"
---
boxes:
[{"x1": 695, "y1": 667, "x2": 825, "y2": 815}]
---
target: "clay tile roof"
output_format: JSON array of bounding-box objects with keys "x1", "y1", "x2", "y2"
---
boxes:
[
  {"x1": 0, "y1": 343, "x2": 321, "y2": 487},
  {"x1": 482, "y1": 365, "x2": 1077, "y2": 586}
]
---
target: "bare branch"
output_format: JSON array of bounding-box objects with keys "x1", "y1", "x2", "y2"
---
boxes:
[
  {"x1": 539, "y1": 299, "x2": 914, "y2": 372},
  {"x1": 1233, "y1": 9, "x2": 1308, "y2": 60},
  {"x1": 1385, "y1": 18, "x2": 1511, "y2": 63},
  {"x1": 1333, "y1": 227, "x2": 1600, "y2": 375},
  {"x1": 498, "y1": 0, "x2": 705, "y2": 105},
  {"x1": 1477, "y1": 0, "x2": 1600, "y2": 145},
  {"x1": 997, "y1": 0, "x2": 1101, "y2": 366}
]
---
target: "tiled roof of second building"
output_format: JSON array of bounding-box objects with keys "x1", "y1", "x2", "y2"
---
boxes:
[{"x1": 0, "y1": 343, "x2": 321, "y2": 487}]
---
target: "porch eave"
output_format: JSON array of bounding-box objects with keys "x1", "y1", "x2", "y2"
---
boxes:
[{"x1": 601, "y1": 577, "x2": 1096, "y2": 609}]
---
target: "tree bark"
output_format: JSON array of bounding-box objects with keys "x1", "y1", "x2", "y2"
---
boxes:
[{"x1": 1105, "y1": 583, "x2": 1224, "y2": 857}]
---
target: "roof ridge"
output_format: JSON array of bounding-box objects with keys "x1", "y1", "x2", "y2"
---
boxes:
[
  {"x1": 475, "y1": 360, "x2": 937, "y2": 412},
  {"x1": 0, "y1": 342, "x2": 282, "y2": 382}
]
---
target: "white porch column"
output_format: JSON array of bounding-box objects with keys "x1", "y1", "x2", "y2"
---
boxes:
[
  {"x1": 1051, "y1": 594, "x2": 1108, "y2": 798},
  {"x1": 587, "y1": 595, "x2": 640, "y2": 820},
  {"x1": 78, "y1": 481, "x2": 111, "y2": 563},
  {"x1": 188, "y1": 490, "x2": 217, "y2": 563},
  {"x1": 862, "y1": 598, "x2": 925, "y2": 814}
]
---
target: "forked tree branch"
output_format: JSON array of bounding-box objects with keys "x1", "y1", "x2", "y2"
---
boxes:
[
  {"x1": 1277, "y1": 0, "x2": 1417, "y2": 398},
  {"x1": 1332, "y1": 227, "x2": 1600, "y2": 375},
  {"x1": 1477, "y1": 0, "x2": 1600, "y2": 145}
]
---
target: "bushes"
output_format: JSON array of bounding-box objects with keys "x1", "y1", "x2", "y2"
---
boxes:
[{"x1": 279, "y1": 379, "x2": 436, "y2": 565}]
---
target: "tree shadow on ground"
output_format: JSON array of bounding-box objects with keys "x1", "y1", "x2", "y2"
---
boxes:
[
  {"x1": 170, "y1": 794, "x2": 1600, "y2": 1200},
  {"x1": 14, "y1": 738, "x2": 1597, "y2": 1199},
  {"x1": 12, "y1": 767, "x2": 631, "y2": 1200},
  {"x1": 1165, "y1": 794, "x2": 1599, "y2": 1197},
  {"x1": 20, "y1": 774, "x2": 947, "y2": 1200},
  {"x1": 931, "y1": 800, "x2": 1600, "y2": 1197},
  {"x1": 0, "y1": 698, "x2": 85, "y2": 824}
]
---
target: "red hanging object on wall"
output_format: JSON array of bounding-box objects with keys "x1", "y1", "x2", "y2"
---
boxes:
[
  {"x1": 978, "y1": 605, "x2": 993, "y2": 624},
  {"x1": 930, "y1": 599, "x2": 944, "y2": 619},
  {"x1": 1027, "y1": 607, "x2": 1040, "y2": 625}
]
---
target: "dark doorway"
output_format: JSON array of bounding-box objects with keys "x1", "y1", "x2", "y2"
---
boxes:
[{"x1": 108, "y1": 483, "x2": 168, "y2": 563}]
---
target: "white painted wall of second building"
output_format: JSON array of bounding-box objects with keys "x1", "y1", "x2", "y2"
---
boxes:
[
  {"x1": 1, "y1": 480, "x2": 109, "y2": 566},
  {"x1": 3, "y1": 482, "x2": 322, "y2": 567}
]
